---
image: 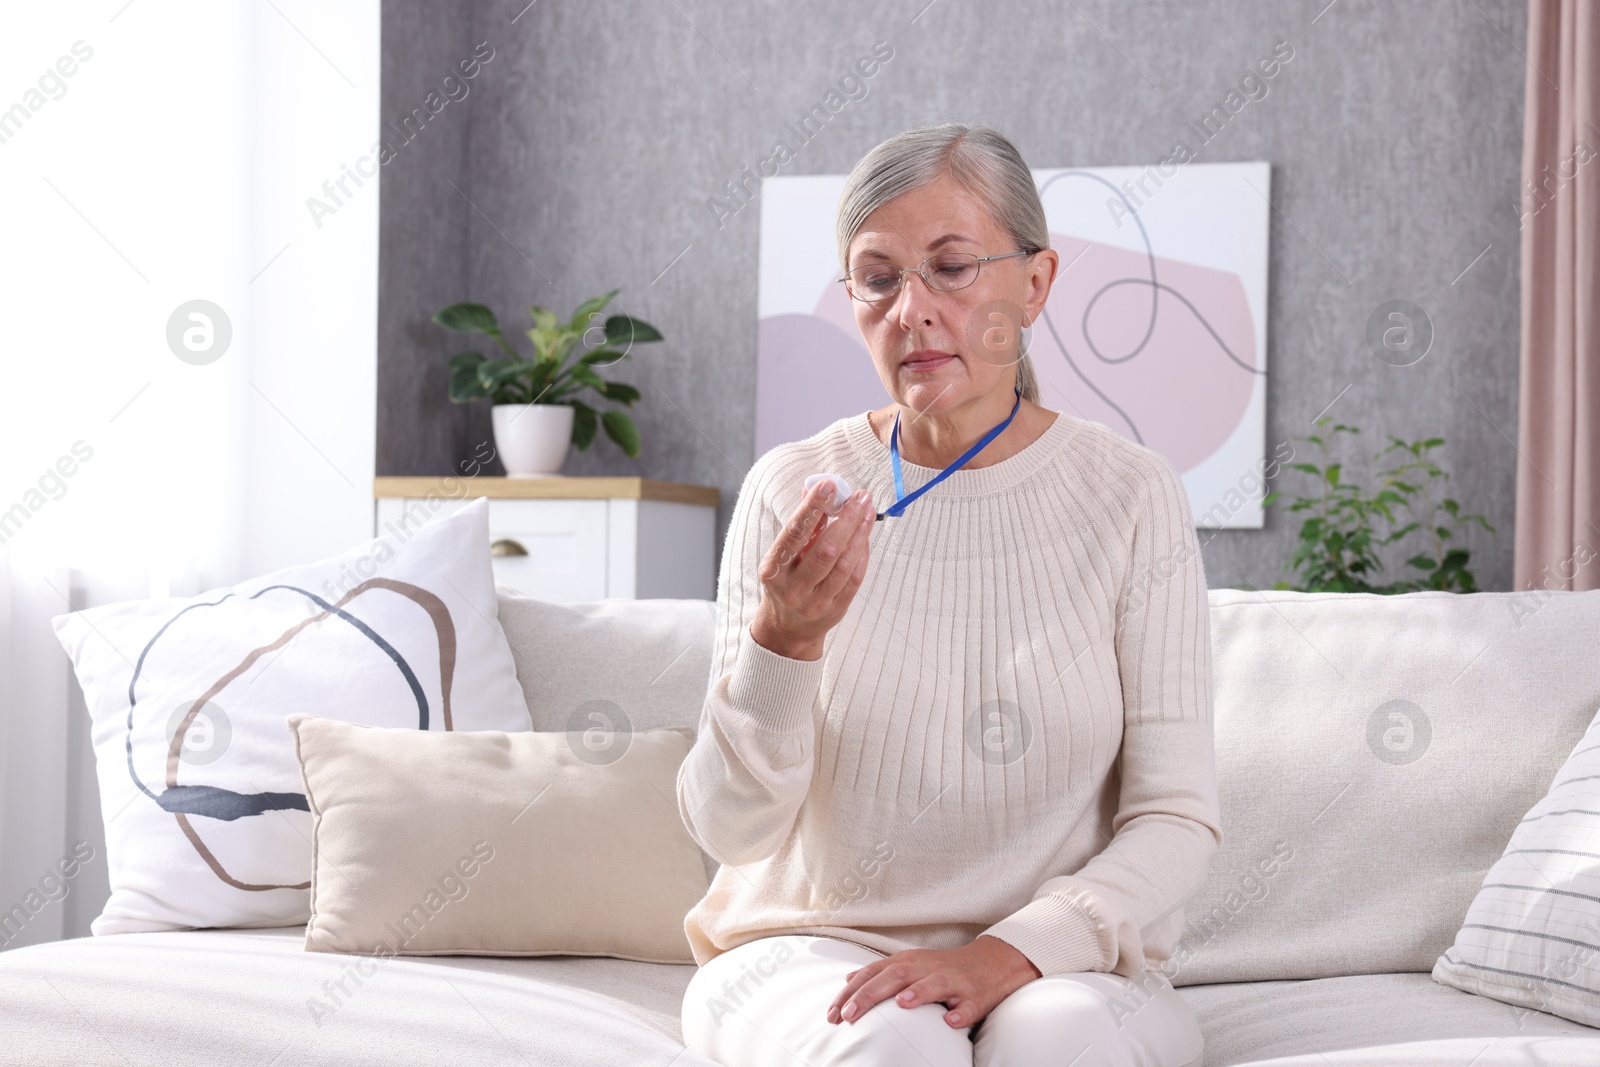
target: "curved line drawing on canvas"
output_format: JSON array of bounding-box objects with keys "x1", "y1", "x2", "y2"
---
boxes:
[
  {"x1": 1034, "y1": 170, "x2": 1266, "y2": 447},
  {"x1": 1084, "y1": 279, "x2": 1265, "y2": 377}
]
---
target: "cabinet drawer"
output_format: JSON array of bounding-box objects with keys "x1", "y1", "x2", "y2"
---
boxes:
[
  {"x1": 374, "y1": 496, "x2": 608, "y2": 603},
  {"x1": 482, "y1": 499, "x2": 609, "y2": 602},
  {"x1": 374, "y1": 484, "x2": 717, "y2": 603}
]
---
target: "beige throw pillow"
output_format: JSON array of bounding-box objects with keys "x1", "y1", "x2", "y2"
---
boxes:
[{"x1": 287, "y1": 713, "x2": 708, "y2": 963}]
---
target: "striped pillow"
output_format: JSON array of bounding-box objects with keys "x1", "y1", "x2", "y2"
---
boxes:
[{"x1": 1433, "y1": 704, "x2": 1600, "y2": 1027}]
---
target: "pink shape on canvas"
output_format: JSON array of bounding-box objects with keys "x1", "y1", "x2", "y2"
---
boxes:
[{"x1": 758, "y1": 233, "x2": 1259, "y2": 472}]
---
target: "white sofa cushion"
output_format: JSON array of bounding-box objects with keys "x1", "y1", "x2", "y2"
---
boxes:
[
  {"x1": 1183, "y1": 971, "x2": 1598, "y2": 1064},
  {"x1": 0, "y1": 926, "x2": 714, "y2": 1066},
  {"x1": 494, "y1": 591, "x2": 714, "y2": 735},
  {"x1": 1432, "y1": 702, "x2": 1600, "y2": 1026},
  {"x1": 1167, "y1": 589, "x2": 1600, "y2": 986},
  {"x1": 3, "y1": 928, "x2": 1595, "y2": 1065}
]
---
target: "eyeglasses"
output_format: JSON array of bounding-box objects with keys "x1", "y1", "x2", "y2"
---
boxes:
[{"x1": 838, "y1": 249, "x2": 1038, "y2": 303}]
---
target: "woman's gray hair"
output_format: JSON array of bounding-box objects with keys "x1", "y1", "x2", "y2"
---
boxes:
[{"x1": 836, "y1": 123, "x2": 1048, "y2": 402}]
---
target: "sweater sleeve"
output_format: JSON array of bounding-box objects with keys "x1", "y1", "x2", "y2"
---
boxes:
[
  {"x1": 675, "y1": 452, "x2": 826, "y2": 867},
  {"x1": 981, "y1": 455, "x2": 1224, "y2": 979}
]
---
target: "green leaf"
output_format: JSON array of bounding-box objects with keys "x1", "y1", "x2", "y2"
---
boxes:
[
  {"x1": 568, "y1": 363, "x2": 607, "y2": 390},
  {"x1": 528, "y1": 306, "x2": 558, "y2": 331},
  {"x1": 1261, "y1": 490, "x2": 1280, "y2": 508},
  {"x1": 541, "y1": 330, "x2": 580, "y2": 369},
  {"x1": 602, "y1": 409, "x2": 641, "y2": 457},
  {"x1": 475, "y1": 358, "x2": 509, "y2": 387},
  {"x1": 1326, "y1": 464, "x2": 1341, "y2": 486},
  {"x1": 476, "y1": 359, "x2": 530, "y2": 402},
  {"x1": 434, "y1": 303, "x2": 500, "y2": 334},
  {"x1": 1289, "y1": 463, "x2": 1322, "y2": 476},
  {"x1": 604, "y1": 314, "x2": 664, "y2": 346},
  {"x1": 582, "y1": 347, "x2": 629, "y2": 367},
  {"x1": 568, "y1": 290, "x2": 619, "y2": 331},
  {"x1": 569, "y1": 401, "x2": 598, "y2": 450},
  {"x1": 600, "y1": 380, "x2": 642, "y2": 404},
  {"x1": 448, "y1": 362, "x2": 488, "y2": 403},
  {"x1": 525, "y1": 324, "x2": 562, "y2": 361},
  {"x1": 1406, "y1": 555, "x2": 1437, "y2": 570}
]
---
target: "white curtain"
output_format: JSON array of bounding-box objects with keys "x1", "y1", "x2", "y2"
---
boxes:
[{"x1": 0, "y1": 1, "x2": 378, "y2": 948}]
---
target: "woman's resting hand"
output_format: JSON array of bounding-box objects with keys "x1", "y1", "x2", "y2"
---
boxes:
[
  {"x1": 826, "y1": 935, "x2": 1043, "y2": 1029},
  {"x1": 748, "y1": 479, "x2": 875, "y2": 661}
]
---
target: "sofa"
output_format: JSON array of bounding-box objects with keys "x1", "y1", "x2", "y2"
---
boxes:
[{"x1": 4, "y1": 585, "x2": 1600, "y2": 1066}]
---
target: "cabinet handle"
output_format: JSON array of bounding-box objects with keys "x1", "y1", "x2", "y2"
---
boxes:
[{"x1": 490, "y1": 538, "x2": 529, "y2": 557}]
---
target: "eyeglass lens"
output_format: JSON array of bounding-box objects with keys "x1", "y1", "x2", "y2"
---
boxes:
[{"x1": 847, "y1": 253, "x2": 981, "y2": 301}]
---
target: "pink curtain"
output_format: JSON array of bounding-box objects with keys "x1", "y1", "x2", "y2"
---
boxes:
[{"x1": 1515, "y1": 0, "x2": 1600, "y2": 591}]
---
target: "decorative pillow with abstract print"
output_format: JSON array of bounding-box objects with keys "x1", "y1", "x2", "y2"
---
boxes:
[{"x1": 52, "y1": 497, "x2": 532, "y2": 935}]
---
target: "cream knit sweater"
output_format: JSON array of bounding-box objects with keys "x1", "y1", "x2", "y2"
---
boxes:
[{"x1": 676, "y1": 407, "x2": 1223, "y2": 980}]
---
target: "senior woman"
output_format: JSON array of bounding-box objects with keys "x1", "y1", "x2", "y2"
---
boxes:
[{"x1": 676, "y1": 123, "x2": 1221, "y2": 1067}]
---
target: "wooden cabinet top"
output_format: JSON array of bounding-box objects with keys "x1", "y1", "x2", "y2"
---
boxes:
[{"x1": 373, "y1": 476, "x2": 719, "y2": 507}]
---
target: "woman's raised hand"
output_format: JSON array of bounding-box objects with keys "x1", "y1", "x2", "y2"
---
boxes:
[{"x1": 748, "y1": 480, "x2": 875, "y2": 662}]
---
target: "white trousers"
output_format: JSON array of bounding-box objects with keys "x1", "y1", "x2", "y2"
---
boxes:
[{"x1": 681, "y1": 935, "x2": 1205, "y2": 1067}]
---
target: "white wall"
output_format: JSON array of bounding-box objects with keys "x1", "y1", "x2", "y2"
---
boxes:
[{"x1": 0, "y1": 0, "x2": 379, "y2": 946}]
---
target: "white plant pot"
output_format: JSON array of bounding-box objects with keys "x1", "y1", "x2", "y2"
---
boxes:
[{"x1": 491, "y1": 403, "x2": 574, "y2": 478}]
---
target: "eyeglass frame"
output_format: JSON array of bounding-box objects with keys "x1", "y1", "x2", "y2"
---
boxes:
[{"x1": 836, "y1": 248, "x2": 1041, "y2": 303}]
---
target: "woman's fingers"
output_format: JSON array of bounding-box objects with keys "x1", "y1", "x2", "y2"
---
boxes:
[
  {"x1": 832, "y1": 970, "x2": 972, "y2": 1028},
  {"x1": 755, "y1": 484, "x2": 874, "y2": 656},
  {"x1": 762, "y1": 482, "x2": 830, "y2": 579},
  {"x1": 829, "y1": 959, "x2": 932, "y2": 1025},
  {"x1": 787, "y1": 492, "x2": 869, "y2": 594},
  {"x1": 826, "y1": 960, "x2": 884, "y2": 1023},
  {"x1": 893, "y1": 972, "x2": 957, "y2": 1012},
  {"x1": 819, "y1": 501, "x2": 873, "y2": 606}
]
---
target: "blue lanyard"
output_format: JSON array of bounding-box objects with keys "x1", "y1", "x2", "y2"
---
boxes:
[{"x1": 880, "y1": 385, "x2": 1022, "y2": 520}]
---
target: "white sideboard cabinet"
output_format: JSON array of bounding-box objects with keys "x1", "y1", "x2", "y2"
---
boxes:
[{"x1": 374, "y1": 476, "x2": 720, "y2": 603}]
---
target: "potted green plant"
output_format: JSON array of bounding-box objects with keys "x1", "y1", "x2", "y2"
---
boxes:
[
  {"x1": 1263, "y1": 418, "x2": 1495, "y2": 593},
  {"x1": 433, "y1": 290, "x2": 661, "y2": 477}
]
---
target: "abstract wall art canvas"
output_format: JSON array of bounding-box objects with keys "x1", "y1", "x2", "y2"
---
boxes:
[{"x1": 756, "y1": 162, "x2": 1271, "y2": 528}]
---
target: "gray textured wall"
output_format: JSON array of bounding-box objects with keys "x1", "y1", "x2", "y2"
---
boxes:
[{"x1": 378, "y1": 0, "x2": 1528, "y2": 592}]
